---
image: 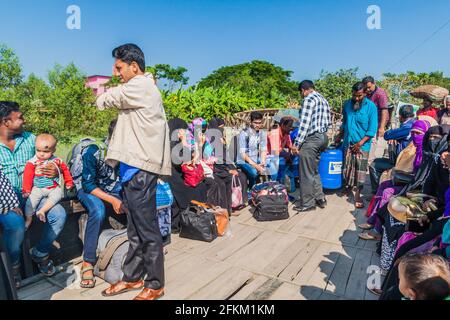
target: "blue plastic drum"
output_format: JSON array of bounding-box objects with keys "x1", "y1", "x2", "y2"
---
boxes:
[{"x1": 319, "y1": 148, "x2": 343, "y2": 190}]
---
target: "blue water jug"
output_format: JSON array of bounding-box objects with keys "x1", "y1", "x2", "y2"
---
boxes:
[{"x1": 319, "y1": 147, "x2": 343, "y2": 190}]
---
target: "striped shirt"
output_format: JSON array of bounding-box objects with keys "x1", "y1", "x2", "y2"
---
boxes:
[
  {"x1": 0, "y1": 132, "x2": 36, "y2": 196},
  {"x1": 294, "y1": 91, "x2": 331, "y2": 148}
]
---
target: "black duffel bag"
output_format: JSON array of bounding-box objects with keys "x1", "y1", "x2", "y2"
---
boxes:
[
  {"x1": 253, "y1": 193, "x2": 289, "y2": 222},
  {"x1": 180, "y1": 202, "x2": 218, "y2": 242}
]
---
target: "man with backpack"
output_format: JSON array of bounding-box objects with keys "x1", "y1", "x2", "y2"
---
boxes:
[
  {"x1": 69, "y1": 120, "x2": 122, "y2": 289},
  {"x1": 96, "y1": 44, "x2": 171, "y2": 300}
]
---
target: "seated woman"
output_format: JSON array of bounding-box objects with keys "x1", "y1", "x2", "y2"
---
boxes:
[
  {"x1": 189, "y1": 118, "x2": 229, "y2": 211},
  {"x1": 359, "y1": 119, "x2": 432, "y2": 241},
  {"x1": 167, "y1": 118, "x2": 224, "y2": 233},
  {"x1": 207, "y1": 118, "x2": 248, "y2": 215},
  {"x1": 367, "y1": 128, "x2": 450, "y2": 296},
  {"x1": 75, "y1": 120, "x2": 123, "y2": 288},
  {"x1": 379, "y1": 144, "x2": 450, "y2": 298}
]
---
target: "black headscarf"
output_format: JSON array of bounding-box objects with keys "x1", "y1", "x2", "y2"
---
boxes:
[
  {"x1": 166, "y1": 117, "x2": 207, "y2": 211},
  {"x1": 209, "y1": 117, "x2": 225, "y2": 130},
  {"x1": 168, "y1": 118, "x2": 188, "y2": 135},
  {"x1": 168, "y1": 118, "x2": 188, "y2": 151},
  {"x1": 403, "y1": 125, "x2": 450, "y2": 194}
]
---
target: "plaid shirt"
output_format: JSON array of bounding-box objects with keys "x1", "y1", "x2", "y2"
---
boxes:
[
  {"x1": 294, "y1": 91, "x2": 331, "y2": 147},
  {"x1": 0, "y1": 132, "x2": 36, "y2": 196}
]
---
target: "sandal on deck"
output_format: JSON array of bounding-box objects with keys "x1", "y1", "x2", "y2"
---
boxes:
[
  {"x1": 358, "y1": 232, "x2": 382, "y2": 241},
  {"x1": 29, "y1": 249, "x2": 56, "y2": 277},
  {"x1": 367, "y1": 287, "x2": 383, "y2": 296},
  {"x1": 358, "y1": 223, "x2": 374, "y2": 230},
  {"x1": 355, "y1": 201, "x2": 365, "y2": 209},
  {"x1": 80, "y1": 264, "x2": 96, "y2": 289}
]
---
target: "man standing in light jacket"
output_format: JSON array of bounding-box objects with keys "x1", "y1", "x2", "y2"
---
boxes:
[{"x1": 97, "y1": 43, "x2": 171, "y2": 300}]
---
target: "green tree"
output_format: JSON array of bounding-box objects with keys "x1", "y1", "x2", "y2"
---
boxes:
[
  {"x1": 162, "y1": 85, "x2": 288, "y2": 122},
  {"x1": 380, "y1": 71, "x2": 450, "y2": 106},
  {"x1": 315, "y1": 68, "x2": 360, "y2": 112},
  {"x1": 197, "y1": 60, "x2": 299, "y2": 98},
  {"x1": 146, "y1": 64, "x2": 189, "y2": 91},
  {"x1": 0, "y1": 44, "x2": 23, "y2": 90},
  {"x1": 7, "y1": 74, "x2": 52, "y2": 133},
  {"x1": 45, "y1": 63, "x2": 116, "y2": 141},
  {"x1": 104, "y1": 75, "x2": 121, "y2": 88}
]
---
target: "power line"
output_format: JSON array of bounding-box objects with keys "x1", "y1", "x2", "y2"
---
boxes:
[{"x1": 386, "y1": 17, "x2": 450, "y2": 73}]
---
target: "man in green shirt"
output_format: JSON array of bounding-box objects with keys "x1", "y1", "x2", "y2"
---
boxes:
[{"x1": 0, "y1": 101, "x2": 67, "y2": 286}]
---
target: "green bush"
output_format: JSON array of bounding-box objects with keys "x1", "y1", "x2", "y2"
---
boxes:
[
  {"x1": 163, "y1": 86, "x2": 290, "y2": 121},
  {"x1": 0, "y1": 61, "x2": 117, "y2": 143},
  {"x1": 2, "y1": 43, "x2": 450, "y2": 143}
]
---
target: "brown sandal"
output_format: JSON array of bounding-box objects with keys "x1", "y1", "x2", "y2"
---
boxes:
[
  {"x1": 355, "y1": 201, "x2": 365, "y2": 209},
  {"x1": 358, "y1": 223, "x2": 374, "y2": 230},
  {"x1": 358, "y1": 232, "x2": 382, "y2": 241},
  {"x1": 101, "y1": 280, "x2": 144, "y2": 297}
]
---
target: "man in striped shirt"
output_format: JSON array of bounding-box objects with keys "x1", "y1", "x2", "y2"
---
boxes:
[
  {"x1": 292, "y1": 81, "x2": 331, "y2": 212},
  {"x1": 0, "y1": 101, "x2": 67, "y2": 285}
]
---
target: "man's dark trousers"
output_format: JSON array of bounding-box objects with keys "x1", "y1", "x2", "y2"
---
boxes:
[
  {"x1": 121, "y1": 170, "x2": 164, "y2": 290},
  {"x1": 298, "y1": 132, "x2": 328, "y2": 208}
]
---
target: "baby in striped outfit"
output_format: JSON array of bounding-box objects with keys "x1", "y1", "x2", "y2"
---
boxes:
[{"x1": 22, "y1": 134, "x2": 74, "y2": 229}]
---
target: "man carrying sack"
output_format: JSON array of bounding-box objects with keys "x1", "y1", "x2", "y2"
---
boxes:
[{"x1": 96, "y1": 44, "x2": 171, "y2": 300}]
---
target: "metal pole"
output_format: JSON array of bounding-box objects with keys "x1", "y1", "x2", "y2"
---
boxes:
[{"x1": 0, "y1": 237, "x2": 18, "y2": 300}]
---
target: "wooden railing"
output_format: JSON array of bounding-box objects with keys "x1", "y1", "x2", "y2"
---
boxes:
[{"x1": 224, "y1": 108, "x2": 343, "y2": 142}]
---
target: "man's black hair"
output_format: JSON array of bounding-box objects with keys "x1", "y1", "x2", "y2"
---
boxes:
[
  {"x1": 250, "y1": 111, "x2": 264, "y2": 122},
  {"x1": 399, "y1": 105, "x2": 415, "y2": 119},
  {"x1": 352, "y1": 82, "x2": 365, "y2": 92},
  {"x1": 362, "y1": 76, "x2": 375, "y2": 85},
  {"x1": 0, "y1": 101, "x2": 20, "y2": 122},
  {"x1": 112, "y1": 43, "x2": 146, "y2": 73},
  {"x1": 280, "y1": 117, "x2": 294, "y2": 127},
  {"x1": 299, "y1": 80, "x2": 315, "y2": 91}
]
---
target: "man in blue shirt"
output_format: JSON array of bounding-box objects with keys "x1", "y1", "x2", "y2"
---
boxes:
[
  {"x1": 368, "y1": 105, "x2": 415, "y2": 193},
  {"x1": 336, "y1": 82, "x2": 378, "y2": 209}
]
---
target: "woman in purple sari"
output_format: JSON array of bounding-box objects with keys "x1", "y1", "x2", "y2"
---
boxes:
[{"x1": 358, "y1": 119, "x2": 431, "y2": 241}]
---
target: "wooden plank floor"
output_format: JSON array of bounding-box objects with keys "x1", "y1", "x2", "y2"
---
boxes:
[{"x1": 18, "y1": 188, "x2": 380, "y2": 301}]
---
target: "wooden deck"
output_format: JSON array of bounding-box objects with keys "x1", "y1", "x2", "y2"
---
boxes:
[{"x1": 17, "y1": 190, "x2": 380, "y2": 301}]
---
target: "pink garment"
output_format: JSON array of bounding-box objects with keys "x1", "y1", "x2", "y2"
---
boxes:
[{"x1": 367, "y1": 180, "x2": 402, "y2": 219}]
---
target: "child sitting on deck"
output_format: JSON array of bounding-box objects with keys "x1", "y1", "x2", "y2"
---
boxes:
[{"x1": 22, "y1": 134, "x2": 74, "y2": 228}]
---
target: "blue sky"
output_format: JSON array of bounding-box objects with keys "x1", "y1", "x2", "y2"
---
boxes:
[{"x1": 1, "y1": 0, "x2": 449, "y2": 85}]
